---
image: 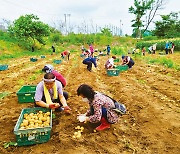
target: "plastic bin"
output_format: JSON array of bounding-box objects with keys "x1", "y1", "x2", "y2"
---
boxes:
[
  {"x1": 30, "y1": 58, "x2": 38, "y2": 62},
  {"x1": 107, "y1": 69, "x2": 120, "y2": 76},
  {"x1": 41, "y1": 55, "x2": 46, "y2": 58},
  {"x1": 116, "y1": 65, "x2": 129, "y2": 72},
  {"x1": 14, "y1": 107, "x2": 52, "y2": 146},
  {"x1": 16, "y1": 85, "x2": 36, "y2": 103},
  {"x1": 53, "y1": 59, "x2": 62, "y2": 64},
  {"x1": 0, "y1": 65, "x2": 8, "y2": 71},
  {"x1": 114, "y1": 58, "x2": 120, "y2": 62}
]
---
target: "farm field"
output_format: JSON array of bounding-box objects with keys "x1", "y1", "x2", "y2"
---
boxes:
[{"x1": 0, "y1": 52, "x2": 180, "y2": 154}]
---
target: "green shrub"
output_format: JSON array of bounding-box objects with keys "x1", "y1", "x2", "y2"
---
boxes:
[
  {"x1": 145, "y1": 56, "x2": 179, "y2": 70},
  {"x1": 136, "y1": 38, "x2": 180, "y2": 51}
]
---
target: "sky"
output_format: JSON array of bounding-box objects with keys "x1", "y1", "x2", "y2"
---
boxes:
[{"x1": 0, "y1": 0, "x2": 179, "y2": 35}]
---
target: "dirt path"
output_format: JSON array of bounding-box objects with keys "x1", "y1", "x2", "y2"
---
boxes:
[{"x1": 0, "y1": 53, "x2": 179, "y2": 154}]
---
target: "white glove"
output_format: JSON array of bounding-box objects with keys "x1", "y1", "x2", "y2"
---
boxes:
[{"x1": 77, "y1": 114, "x2": 86, "y2": 122}]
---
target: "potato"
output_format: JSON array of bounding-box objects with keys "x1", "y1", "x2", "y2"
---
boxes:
[
  {"x1": 72, "y1": 135, "x2": 76, "y2": 139},
  {"x1": 39, "y1": 111, "x2": 43, "y2": 114},
  {"x1": 80, "y1": 127, "x2": 84, "y2": 131},
  {"x1": 75, "y1": 126, "x2": 81, "y2": 130},
  {"x1": 19, "y1": 126, "x2": 25, "y2": 130},
  {"x1": 41, "y1": 117, "x2": 47, "y2": 122},
  {"x1": 46, "y1": 112, "x2": 50, "y2": 116},
  {"x1": 24, "y1": 113, "x2": 28, "y2": 118},
  {"x1": 38, "y1": 120, "x2": 42, "y2": 124},
  {"x1": 29, "y1": 113, "x2": 34, "y2": 117}
]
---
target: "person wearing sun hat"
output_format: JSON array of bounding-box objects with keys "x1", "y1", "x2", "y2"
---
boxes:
[
  {"x1": 42, "y1": 64, "x2": 66, "y2": 88},
  {"x1": 35, "y1": 73, "x2": 71, "y2": 113}
]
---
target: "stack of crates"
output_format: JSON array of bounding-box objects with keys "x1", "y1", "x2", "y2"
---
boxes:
[
  {"x1": 0, "y1": 64, "x2": 8, "y2": 71},
  {"x1": 107, "y1": 69, "x2": 120, "y2": 76},
  {"x1": 14, "y1": 107, "x2": 52, "y2": 146},
  {"x1": 16, "y1": 85, "x2": 36, "y2": 103}
]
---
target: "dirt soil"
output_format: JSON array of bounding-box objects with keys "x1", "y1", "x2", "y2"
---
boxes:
[{"x1": 0, "y1": 52, "x2": 179, "y2": 154}]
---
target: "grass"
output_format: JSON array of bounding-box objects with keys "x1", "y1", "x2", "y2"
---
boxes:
[
  {"x1": 0, "y1": 92, "x2": 10, "y2": 100},
  {"x1": 145, "y1": 56, "x2": 180, "y2": 70}
]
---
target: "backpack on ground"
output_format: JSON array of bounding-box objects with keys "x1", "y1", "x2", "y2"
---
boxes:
[
  {"x1": 101, "y1": 92, "x2": 126, "y2": 115},
  {"x1": 112, "y1": 102, "x2": 126, "y2": 115}
]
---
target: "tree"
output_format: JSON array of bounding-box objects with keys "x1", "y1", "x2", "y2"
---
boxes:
[
  {"x1": 100, "y1": 28, "x2": 112, "y2": 37},
  {"x1": 129, "y1": 0, "x2": 154, "y2": 38},
  {"x1": 143, "y1": 0, "x2": 167, "y2": 34},
  {"x1": 154, "y1": 12, "x2": 180, "y2": 38},
  {"x1": 8, "y1": 14, "x2": 50, "y2": 49}
]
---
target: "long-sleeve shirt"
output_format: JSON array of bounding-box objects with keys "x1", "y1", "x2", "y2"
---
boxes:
[
  {"x1": 52, "y1": 70, "x2": 67, "y2": 87},
  {"x1": 83, "y1": 57, "x2": 97, "y2": 67},
  {"x1": 86, "y1": 92, "x2": 119, "y2": 124},
  {"x1": 105, "y1": 58, "x2": 114, "y2": 69},
  {"x1": 35, "y1": 80, "x2": 63, "y2": 102}
]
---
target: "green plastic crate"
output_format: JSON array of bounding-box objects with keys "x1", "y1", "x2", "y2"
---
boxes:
[
  {"x1": 16, "y1": 85, "x2": 36, "y2": 103},
  {"x1": 14, "y1": 107, "x2": 52, "y2": 146},
  {"x1": 0, "y1": 64, "x2": 8, "y2": 71},
  {"x1": 107, "y1": 69, "x2": 120, "y2": 76},
  {"x1": 53, "y1": 59, "x2": 62, "y2": 64},
  {"x1": 30, "y1": 58, "x2": 38, "y2": 62},
  {"x1": 114, "y1": 58, "x2": 120, "y2": 62},
  {"x1": 116, "y1": 65, "x2": 129, "y2": 72},
  {"x1": 41, "y1": 55, "x2": 46, "y2": 58}
]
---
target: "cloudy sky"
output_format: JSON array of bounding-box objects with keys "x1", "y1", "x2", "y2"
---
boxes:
[{"x1": 0, "y1": 0, "x2": 179, "y2": 35}]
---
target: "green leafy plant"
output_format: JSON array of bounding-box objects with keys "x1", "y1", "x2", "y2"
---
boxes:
[
  {"x1": 3, "y1": 142, "x2": 17, "y2": 148},
  {"x1": 0, "y1": 92, "x2": 9, "y2": 100}
]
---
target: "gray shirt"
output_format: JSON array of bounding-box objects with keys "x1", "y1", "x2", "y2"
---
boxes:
[{"x1": 35, "y1": 80, "x2": 63, "y2": 102}]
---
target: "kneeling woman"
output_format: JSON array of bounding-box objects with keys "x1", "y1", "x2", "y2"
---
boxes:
[{"x1": 77, "y1": 84, "x2": 119, "y2": 131}]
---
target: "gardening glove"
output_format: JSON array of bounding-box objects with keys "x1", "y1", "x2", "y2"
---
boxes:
[
  {"x1": 49, "y1": 103, "x2": 60, "y2": 109},
  {"x1": 64, "y1": 106, "x2": 71, "y2": 114}
]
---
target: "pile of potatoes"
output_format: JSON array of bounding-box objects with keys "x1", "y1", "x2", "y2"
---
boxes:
[
  {"x1": 19, "y1": 111, "x2": 51, "y2": 130},
  {"x1": 72, "y1": 126, "x2": 84, "y2": 139}
]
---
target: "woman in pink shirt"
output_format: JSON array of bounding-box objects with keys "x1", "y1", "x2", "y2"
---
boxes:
[{"x1": 89, "y1": 44, "x2": 94, "y2": 57}]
